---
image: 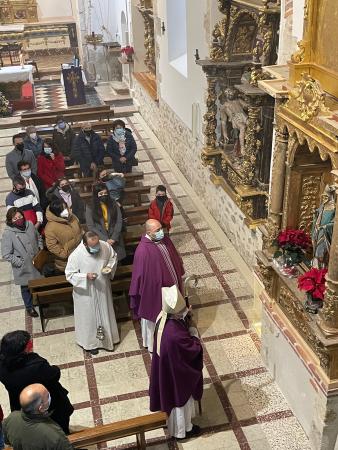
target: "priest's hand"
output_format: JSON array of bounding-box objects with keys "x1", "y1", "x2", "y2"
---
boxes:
[{"x1": 87, "y1": 273, "x2": 98, "y2": 280}]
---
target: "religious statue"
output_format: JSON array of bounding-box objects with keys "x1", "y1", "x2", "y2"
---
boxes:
[
  {"x1": 311, "y1": 184, "x2": 336, "y2": 268},
  {"x1": 219, "y1": 88, "x2": 248, "y2": 157}
]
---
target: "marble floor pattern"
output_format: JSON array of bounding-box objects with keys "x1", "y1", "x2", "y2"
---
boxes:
[{"x1": 0, "y1": 114, "x2": 312, "y2": 450}]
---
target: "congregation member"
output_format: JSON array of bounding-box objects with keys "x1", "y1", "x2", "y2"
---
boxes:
[
  {"x1": 23, "y1": 126, "x2": 44, "y2": 158},
  {"x1": 72, "y1": 122, "x2": 105, "y2": 176},
  {"x1": 6, "y1": 134, "x2": 37, "y2": 180},
  {"x1": 45, "y1": 199, "x2": 83, "y2": 274},
  {"x1": 52, "y1": 115, "x2": 76, "y2": 166},
  {"x1": 3, "y1": 384, "x2": 74, "y2": 449},
  {"x1": 1, "y1": 208, "x2": 42, "y2": 317},
  {"x1": 149, "y1": 285, "x2": 203, "y2": 440},
  {"x1": 6, "y1": 176, "x2": 43, "y2": 228},
  {"x1": 97, "y1": 167, "x2": 126, "y2": 204},
  {"x1": 65, "y1": 231, "x2": 120, "y2": 355},
  {"x1": 129, "y1": 219, "x2": 185, "y2": 352},
  {"x1": 86, "y1": 183, "x2": 126, "y2": 261},
  {"x1": 106, "y1": 119, "x2": 137, "y2": 173},
  {"x1": 17, "y1": 160, "x2": 47, "y2": 209},
  {"x1": 0, "y1": 331, "x2": 74, "y2": 435},
  {"x1": 148, "y1": 185, "x2": 174, "y2": 233},
  {"x1": 47, "y1": 177, "x2": 86, "y2": 225},
  {"x1": 37, "y1": 139, "x2": 65, "y2": 189}
]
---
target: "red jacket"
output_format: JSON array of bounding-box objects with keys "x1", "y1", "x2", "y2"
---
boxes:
[
  {"x1": 148, "y1": 198, "x2": 174, "y2": 230},
  {"x1": 37, "y1": 153, "x2": 65, "y2": 189}
]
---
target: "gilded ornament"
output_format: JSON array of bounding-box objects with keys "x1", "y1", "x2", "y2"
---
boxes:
[
  {"x1": 321, "y1": 287, "x2": 337, "y2": 324},
  {"x1": 256, "y1": 259, "x2": 274, "y2": 295},
  {"x1": 298, "y1": 175, "x2": 322, "y2": 231},
  {"x1": 291, "y1": 40, "x2": 306, "y2": 64}
]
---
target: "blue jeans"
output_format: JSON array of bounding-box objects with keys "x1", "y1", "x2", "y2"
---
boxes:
[{"x1": 20, "y1": 285, "x2": 33, "y2": 309}]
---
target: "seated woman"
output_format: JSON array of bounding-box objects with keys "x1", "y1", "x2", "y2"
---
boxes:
[
  {"x1": 106, "y1": 119, "x2": 137, "y2": 174},
  {"x1": 37, "y1": 138, "x2": 65, "y2": 189},
  {"x1": 97, "y1": 167, "x2": 126, "y2": 204},
  {"x1": 85, "y1": 183, "x2": 126, "y2": 262},
  {"x1": 1, "y1": 207, "x2": 42, "y2": 317},
  {"x1": 46, "y1": 177, "x2": 86, "y2": 225},
  {"x1": 45, "y1": 199, "x2": 82, "y2": 274}
]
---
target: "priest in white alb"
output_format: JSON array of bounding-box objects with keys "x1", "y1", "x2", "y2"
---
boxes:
[{"x1": 65, "y1": 230, "x2": 120, "y2": 355}]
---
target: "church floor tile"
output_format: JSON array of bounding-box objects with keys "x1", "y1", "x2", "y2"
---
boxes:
[{"x1": 0, "y1": 112, "x2": 311, "y2": 449}]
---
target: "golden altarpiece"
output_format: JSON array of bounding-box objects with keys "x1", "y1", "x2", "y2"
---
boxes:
[
  {"x1": 197, "y1": 0, "x2": 280, "y2": 228},
  {"x1": 256, "y1": 0, "x2": 338, "y2": 446},
  {"x1": 136, "y1": 0, "x2": 155, "y2": 74}
]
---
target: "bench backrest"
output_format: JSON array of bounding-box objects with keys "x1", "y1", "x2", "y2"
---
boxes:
[{"x1": 21, "y1": 105, "x2": 110, "y2": 119}]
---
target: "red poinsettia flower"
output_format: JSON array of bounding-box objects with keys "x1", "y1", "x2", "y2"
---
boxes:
[
  {"x1": 121, "y1": 45, "x2": 134, "y2": 56},
  {"x1": 298, "y1": 268, "x2": 328, "y2": 300},
  {"x1": 277, "y1": 228, "x2": 311, "y2": 250}
]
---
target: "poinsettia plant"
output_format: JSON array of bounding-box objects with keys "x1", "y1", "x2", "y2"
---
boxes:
[
  {"x1": 298, "y1": 268, "x2": 327, "y2": 300},
  {"x1": 273, "y1": 228, "x2": 311, "y2": 265},
  {"x1": 121, "y1": 45, "x2": 134, "y2": 56}
]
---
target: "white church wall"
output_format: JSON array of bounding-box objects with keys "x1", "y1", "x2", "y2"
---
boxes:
[{"x1": 278, "y1": 0, "x2": 305, "y2": 64}]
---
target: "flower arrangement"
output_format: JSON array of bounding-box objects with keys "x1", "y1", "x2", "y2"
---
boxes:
[
  {"x1": 298, "y1": 268, "x2": 327, "y2": 301},
  {"x1": 273, "y1": 228, "x2": 311, "y2": 265},
  {"x1": 0, "y1": 91, "x2": 11, "y2": 117},
  {"x1": 121, "y1": 45, "x2": 134, "y2": 61}
]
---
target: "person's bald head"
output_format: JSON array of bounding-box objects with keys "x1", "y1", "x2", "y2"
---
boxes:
[
  {"x1": 145, "y1": 219, "x2": 164, "y2": 241},
  {"x1": 20, "y1": 384, "x2": 50, "y2": 416}
]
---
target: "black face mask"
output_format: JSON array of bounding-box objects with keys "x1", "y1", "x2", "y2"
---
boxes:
[
  {"x1": 99, "y1": 195, "x2": 109, "y2": 203},
  {"x1": 157, "y1": 195, "x2": 167, "y2": 203},
  {"x1": 61, "y1": 185, "x2": 71, "y2": 193},
  {"x1": 15, "y1": 188, "x2": 26, "y2": 196},
  {"x1": 16, "y1": 143, "x2": 24, "y2": 152},
  {"x1": 84, "y1": 130, "x2": 92, "y2": 137}
]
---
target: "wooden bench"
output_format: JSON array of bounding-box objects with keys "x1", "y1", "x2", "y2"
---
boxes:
[
  {"x1": 68, "y1": 172, "x2": 144, "y2": 190},
  {"x1": 32, "y1": 119, "x2": 119, "y2": 136},
  {"x1": 20, "y1": 110, "x2": 114, "y2": 127},
  {"x1": 29, "y1": 265, "x2": 133, "y2": 332},
  {"x1": 21, "y1": 104, "x2": 110, "y2": 120},
  {"x1": 80, "y1": 185, "x2": 151, "y2": 207}
]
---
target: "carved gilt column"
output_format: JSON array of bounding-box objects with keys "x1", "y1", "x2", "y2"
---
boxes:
[
  {"x1": 263, "y1": 127, "x2": 288, "y2": 251},
  {"x1": 241, "y1": 105, "x2": 261, "y2": 186},
  {"x1": 201, "y1": 77, "x2": 218, "y2": 173}
]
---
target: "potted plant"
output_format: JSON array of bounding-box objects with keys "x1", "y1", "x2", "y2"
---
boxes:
[
  {"x1": 273, "y1": 228, "x2": 311, "y2": 277},
  {"x1": 298, "y1": 268, "x2": 327, "y2": 314},
  {"x1": 121, "y1": 45, "x2": 134, "y2": 62},
  {"x1": 0, "y1": 91, "x2": 12, "y2": 117}
]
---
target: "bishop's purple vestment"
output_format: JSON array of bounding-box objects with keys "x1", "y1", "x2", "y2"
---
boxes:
[
  {"x1": 149, "y1": 318, "x2": 203, "y2": 415},
  {"x1": 129, "y1": 235, "x2": 185, "y2": 322}
]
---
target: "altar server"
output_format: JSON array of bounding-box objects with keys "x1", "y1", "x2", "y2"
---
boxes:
[{"x1": 65, "y1": 231, "x2": 120, "y2": 355}]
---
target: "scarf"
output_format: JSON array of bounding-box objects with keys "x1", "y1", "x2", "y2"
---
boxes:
[{"x1": 113, "y1": 133, "x2": 126, "y2": 156}]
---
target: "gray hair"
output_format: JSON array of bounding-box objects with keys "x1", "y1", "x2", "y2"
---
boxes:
[{"x1": 21, "y1": 392, "x2": 42, "y2": 415}]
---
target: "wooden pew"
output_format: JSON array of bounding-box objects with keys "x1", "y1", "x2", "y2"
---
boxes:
[
  {"x1": 29, "y1": 265, "x2": 133, "y2": 332},
  {"x1": 20, "y1": 110, "x2": 114, "y2": 127},
  {"x1": 21, "y1": 104, "x2": 110, "y2": 120},
  {"x1": 68, "y1": 412, "x2": 167, "y2": 450},
  {"x1": 31, "y1": 119, "x2": 118, "y2": 136},
  {"x1": 80, "y1": 185, "x2": 151, "y2": 207},
  {"x1": 67, "y1": 172, "x2": 144, "y2": 190}
]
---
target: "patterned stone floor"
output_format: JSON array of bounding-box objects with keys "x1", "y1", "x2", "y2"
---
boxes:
[{"x1": 0, "y1": 113, "x2": 312, "y2": 449}]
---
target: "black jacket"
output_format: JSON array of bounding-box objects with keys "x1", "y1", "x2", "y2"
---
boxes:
[
  {"x1": 106, "y1": 130, "x2": 137, "y2": 173},
  {"x1": 31, "y1": 173, "x2": 48, "y2": 210},
  {"x1": 52, "y1": 125, "x2": 76, "y2": 158},
  {"x1": 0, "y1": 352, "x2": 74, "y2": 434},
  {"x1": 47, "y1": 185, "x2": 86, "y2": 224},
  {"x1": 71, "y1": 130, "x2": 105, "y2": 172}
]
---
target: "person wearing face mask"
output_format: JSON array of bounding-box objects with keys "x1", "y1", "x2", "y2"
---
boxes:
[
  {"x1": 6, "y1": 134, "x2": 37, "y2": 180},
  {"x1": 106, "y1": 119, "x2": 137, "y2": 173},
  {"x1": 23, "y1": 126, "x2": 44, "y2": 158},
  {"x1": 5, "y1": 176, "x2": 43, "y2": 228},
  {"x1": 52, "y1": 115, "x2": 76, "y2": 166},
  {"x1": 0, "y1": 330, "x2": 73, "y2": 436},
  {"x1": 17, "y1": 160, "x2": 47, "y2": 209},
  {"x1": 37, "y1": 139, "x2": 65, "y2": 189},
  {"x1": 71, "y1": 122, "x2": 105, "y2": 177},
  {"x1": 45, "y1": 199, "x2": 83, "y2": 274},
  {"x1": 149, "y1": 285, "x2": 203, "y2": 440},
  {"x1": 1, "y1": 208, "x2": 42, "y2": 317},
  {"x1": 129, "y1": 219, "x2": 185, "y2": 353},
  {"x1": 85, "y1": 183, "x2": 126, "y2": 261},
  {"x1": 148, "y1": 185, "x2": 174, "y2": 233},
  {"x1": 65, "y1": 231, "x2": 120, "y2": 355}
]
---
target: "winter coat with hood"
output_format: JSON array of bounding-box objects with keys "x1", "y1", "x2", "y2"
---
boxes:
[
  {"x1": 1, "y1": 221, "x2": 43, "y2": 285},
  {"x1": 52, "y1": 123, "x2": 76, "y2": 158},
  {"x1": 44, "y1": 207, "x2": 83, "y2": 272},
  {"x1": 23, "y1": 135, "x2": 44, "y2": 158}
]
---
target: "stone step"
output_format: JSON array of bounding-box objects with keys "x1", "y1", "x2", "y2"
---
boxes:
[
  {"x1": 114, "y1": 105, "x2": 138, "y2": 117},
  {"x1": 110, "y1": 81, "x2": 130, "y2": 96},
  {"x1": 104, "y1": 94, "x2": 133, "y2": 107}
]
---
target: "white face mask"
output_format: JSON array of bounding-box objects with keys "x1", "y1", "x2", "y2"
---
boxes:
[
  {"x1": 30, "y1": 133, "x2": 37, "y2": 140},
  {"x1": 60, "y1": 209, "x2": 69, "y2": 219}
]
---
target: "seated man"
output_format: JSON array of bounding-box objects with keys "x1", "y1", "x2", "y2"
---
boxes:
[
  {"x1": 23, "y1": 126, "x2": 44, "y2": 158},
  {"x1": 6, "y1": 134, "x2": 37, "y2": 180},
  {"x1": 71, "y1": 122, "x2": 105, "y2": 177},
  {"x1": 6, "y1": 176, "x2": 43, "y2": 228},
  {"x1": 3, "y1": 384, "x2": 74, "y2": 450},
  {"x1": 17, "y1": 160, "x2": 47, "y2": 209},
  {"x1": 150, "y1": 285, "x2": 203, "y2": 440}
]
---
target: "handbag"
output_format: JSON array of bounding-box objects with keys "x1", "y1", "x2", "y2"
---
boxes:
[{"x1": 32, "y1": 248, "x2": 49, "y2": 273}]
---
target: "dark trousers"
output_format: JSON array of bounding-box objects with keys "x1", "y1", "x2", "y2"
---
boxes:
[{"x1": 20, "y1": 285, "x2": 33, "y2": 309}]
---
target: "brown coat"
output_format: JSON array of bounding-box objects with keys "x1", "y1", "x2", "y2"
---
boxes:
[{"x1": 45, "y1": 208, "x2": 83, "y2": 272}]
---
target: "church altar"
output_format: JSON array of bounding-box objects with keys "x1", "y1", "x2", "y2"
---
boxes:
[{"x1": 0, "y1": 64, "x2": 35, "y2": 109}]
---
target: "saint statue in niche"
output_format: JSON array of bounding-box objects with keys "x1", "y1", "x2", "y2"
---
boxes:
[
  {"x1": 219, "y1": 88, "x2": 248, "y2": 157},
  {"x1": 311, "y1": 184, "x2": 336, "y2": 268}
]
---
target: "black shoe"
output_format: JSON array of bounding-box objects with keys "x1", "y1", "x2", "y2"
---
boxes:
[
  {"x1": 27, "y1": 308, "x2": 39, "y2": 318},
  {"x1": 176, "y1": 425, "x2": 201, "y2": 441},
  {"x1": 89, "y1": 349, "x2": 99, "y2": 355}
]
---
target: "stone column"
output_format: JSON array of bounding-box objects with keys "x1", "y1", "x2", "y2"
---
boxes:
[
  {"x1": 263, "y1": 127, "x2": 288, "y2": 252},
  {"x1": 318, "y1": 195, "x2": 338, "y2": 335}
]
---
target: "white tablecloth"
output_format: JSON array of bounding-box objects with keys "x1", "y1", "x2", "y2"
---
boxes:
[{"x1": 0, "y1": 65, "x2": 34, "y2": 84}]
